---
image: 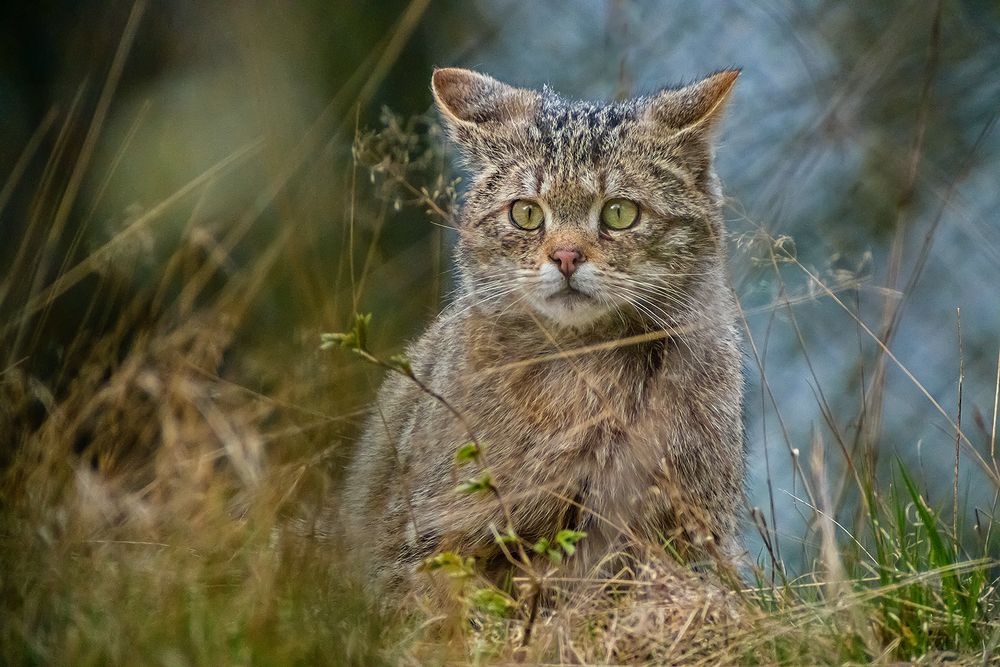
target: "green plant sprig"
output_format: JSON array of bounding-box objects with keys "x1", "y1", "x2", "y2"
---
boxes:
[
  {"x1": 322, "y1": 314, "x2": 538, "y2": 568},
  {"x1": 322, "y1": 312, "x2": 593, "y2": 647}
]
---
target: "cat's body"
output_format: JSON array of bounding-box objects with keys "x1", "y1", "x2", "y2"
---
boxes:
[{"x1": 344, "y1": 68, "x2": 745, "y2": 594}]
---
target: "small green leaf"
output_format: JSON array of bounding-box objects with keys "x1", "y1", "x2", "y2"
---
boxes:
[
  {"x1": 454, "y1": 442, "x2": 480, "y2": 464},
  {"x1": 388, "y1": 353, "x2": 412, "y2": 376},
  {"x1": 353, "y1": 312, "x2": 371, "y2": 350},
  {"x1": 320, "y1": 331, "x2": 353, "y2": 350},
  {"x1": 468, "y1": 587, "x2": 516, "y2": 617},
  {"x1": 555, "y1": 529, "x2": 587, "y2": 557},
  {"x1": 532, "y1": 537, "x2": 562, "y2": 564},
  {"x1": 421, "y1": 551, "x2": 474, "y2": 578},
  {"x1": 456, "y1": 472, "x2": 493, "y2": 495},
  {"x1": 320, "y1": 313, "x2": 372, "y2": 353},
  {"x1": 531, "y1": 531, "x2": 586, "y2": 565}
]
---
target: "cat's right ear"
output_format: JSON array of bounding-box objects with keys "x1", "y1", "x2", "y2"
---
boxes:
[
  {"x1": 432, "y1": 68, "x2": 537, "y2": 127},
  {"x1": 431, "y1": 68, "x2": 538, "y2": 163}
]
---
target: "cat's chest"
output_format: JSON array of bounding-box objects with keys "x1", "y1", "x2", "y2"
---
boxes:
[{"x1": 464, "y1": 341, "x2": 666, "y2": 457}]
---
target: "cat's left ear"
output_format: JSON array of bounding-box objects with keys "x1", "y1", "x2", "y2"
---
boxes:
[{"x1": 643, "y1": 69, "x2": 739, "y2": 137}]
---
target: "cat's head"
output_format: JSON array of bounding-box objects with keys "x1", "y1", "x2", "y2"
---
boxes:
[{"x1": 432, "y1": 67, "x2": 737, "y2": 332}]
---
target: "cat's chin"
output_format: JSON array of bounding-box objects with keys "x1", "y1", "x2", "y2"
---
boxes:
[{"x1": 530, "y1": 289, "x2": 609, "y2": 331}]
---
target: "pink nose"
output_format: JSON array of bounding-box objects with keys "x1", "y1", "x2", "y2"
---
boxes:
[{"x1": 549, "y1": 247, "x2": 584, "y2": 277}]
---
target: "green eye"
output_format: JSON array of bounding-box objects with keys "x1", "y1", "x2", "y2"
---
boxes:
[
  {"x1": 601, "y1": 198, "x2": 640, "y2": 230},
  {"x1": 509, "y1": 199, "x2": 545, "y2": 230}
]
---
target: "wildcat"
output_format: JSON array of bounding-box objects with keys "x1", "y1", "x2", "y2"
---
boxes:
[{"x1": 343, "y1": 67, "x2": 745, "y2": 596}]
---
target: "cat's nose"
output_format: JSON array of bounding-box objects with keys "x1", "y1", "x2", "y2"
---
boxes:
[{"x1": 549, "y1": 247, "x2": 585, "y2": 277}]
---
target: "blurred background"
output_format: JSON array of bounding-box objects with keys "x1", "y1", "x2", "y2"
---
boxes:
[{"x1": 2, "y1": 0, "x2": 999, "y2": 573}]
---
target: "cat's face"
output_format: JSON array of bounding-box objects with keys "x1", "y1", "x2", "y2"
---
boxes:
[{"x1": 433, "y1": 68, "x2": 736, "y2": 332}]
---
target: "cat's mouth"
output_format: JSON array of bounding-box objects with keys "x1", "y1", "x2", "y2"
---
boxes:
[
  {"x1": 532, "y1": 282, "x2": 607, "y2": 328},
  {"x1": 546, "y1": 285, "x2": 593, "y2": 303}
]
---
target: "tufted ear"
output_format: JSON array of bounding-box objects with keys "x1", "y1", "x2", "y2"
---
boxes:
[
  {"x1": 643, "y1": 69, "x2": 739, "y2": 136},
  {"x1": 431, "y1": 67, "x2": 538, "y2": 131}
]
